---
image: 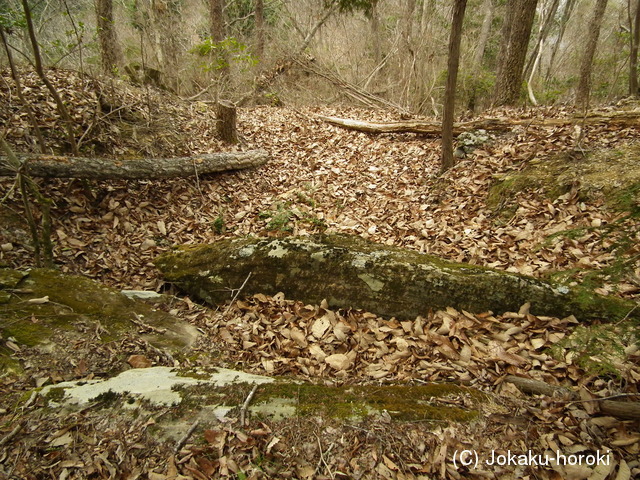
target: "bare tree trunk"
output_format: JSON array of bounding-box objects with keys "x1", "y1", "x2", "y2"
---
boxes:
[
  {"x1": 369, "y1": 0, "x2": 382, "y2": 64},
  {"x1": 473, "y1": 0, "x2": 495, "y2": 68},
  {"x1": 468, "y1": 0, "x2": 495, "y2": 111},
  {"x1": 546, "y1": 0, "x2": 576, "y2": 81},
  {"x1": 441, "y1": 0, "x2": 468, "y2": 173},
  {"x1": 255, "y1": 0, "x2": 265, "y2": 62},
  {"x1": 0, "y1": 26, "x2": 46, "y2": 153},
  {"x1": 575, "y1": 0, "x2": 609, "y2": 108},
  {"x1": 95, "y1": 0, "x2": 123, "y2": 75},
  {"x1": 209, "y1": 0, "x2": 228, "y2": 83},
  {"x1": 493, "y1": 0, "x2": 538, "y2": 106},
  {"x1": 150, "y1": 0, "x2": 182, "y2": 92},
  {"x1": 523, "y1": 0, "x2": 560, "y2": 80},
  {"x1": 21, "y1": 0, "x2": 78, "y2": 156},
  {"x1": 629, "y1": 0, "x2": 640, "y2": 95}
]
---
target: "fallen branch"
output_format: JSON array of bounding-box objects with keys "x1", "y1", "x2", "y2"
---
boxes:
[
  {"x1": 505, "y1": 375, "x2": 640, "y2": 420},
  {"x1": 0, "y1": 422, "x2": 23, "y2": 447},
  {"x1": 0, "y1": 150, "x2": 269, "y2": 180},
  {"x1": 239, "y1": 384, "x2": 258, "y2": 427},
  {"x1": 174, "y1": 419, "x2": 199, "y2": 454},
  {"x1": 316, "y1": 110, "x2": 640, "y2": 137}
]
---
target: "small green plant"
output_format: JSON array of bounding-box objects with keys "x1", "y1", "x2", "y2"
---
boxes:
[
  {"x1": 191, "y1": 36, "x2": 257, "y2": 72},
  {"x1": 548, "y1": 324, "x2": 636, "y2": 379},
  {"x1": 212, "y1": 214, "x2": 225, "y2": 234},
  {"x1": 295, "y1": 191, "x2": 315, "y2": 207},
  {"x1": 267, "y1": 208, "x2": 294, "y2": 232}
]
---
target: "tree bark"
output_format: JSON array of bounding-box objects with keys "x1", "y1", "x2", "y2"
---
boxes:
[
  {"x1": 155, "y1": 235, "x2": 639, "y2": 323},
  {"x1": 150, "y1": 0, "x2": 182, "y2": 92},
  {"x1": 575, "y1": 0, "x2": 609, "y2": 109},
  {"x1": 217, "y1": 100, "x2": 239, "y2": 144},
  {"x1": 209, "y1": 0, "x2": 228, "y2": 77},
  {"x1": 546, "y1": 0, "x2": 576, "y2": 82},
  {"x1": 95, "y1": 0, "x2": 123, "y2": 75},
  {"x1": 629, "y1": 0, "x2": 640, "y2": 95},
  {"x1": 494, "y1": 0, "x2": 539, "y2": 106},
  {"x1": 523, "y1": 0, "x2": 560, "y2": 81},
  {"x1": 0, "y1": 151, "x2": 269, "y2": 179},
  {"x1": 441, "y1": 0, "x2": 468, "y2": 172},
  {"x1": 254, "y1": 0, "x2": 265, "y2": 61}
]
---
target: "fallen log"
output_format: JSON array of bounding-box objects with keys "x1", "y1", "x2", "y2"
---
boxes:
[
  {"x1": 0, "y1": 150, "x2": 269, "y2": 179},
  {"x1": 154, "y1": 234, "x2": 639, "y2": 322},
  {"x1": 505, "y1": 375, "x2": 640, "y2": 420},
  {"x1": 316, "y1": 110, "x2": 640, "y2": 136}
]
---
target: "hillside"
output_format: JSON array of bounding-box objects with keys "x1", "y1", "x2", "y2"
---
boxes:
[{"x1": 0, "y1": 70, "x2": 639, "y2": 479}]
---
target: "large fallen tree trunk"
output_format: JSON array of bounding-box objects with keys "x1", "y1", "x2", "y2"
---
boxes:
[
  {"x1": 317, "y1": 110, "x2": 640, "y2": 136},
  {"x1": 0, "y1": 150, "x2": 269, "y2": 179},
  {"x1": 155, "y1": 235, "x2": 638, "y2": 322}
]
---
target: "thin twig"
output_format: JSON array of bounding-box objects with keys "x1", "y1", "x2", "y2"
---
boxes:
[
  {"x1": 174, "y1": 419, "x2": 199, "y2": 454},
  {"x1": 0, "y1": 423, "x2": 23, "y2": 447},
  {"x1": 315, "y1": 433, "x2": 335, "y2": 479},
  {"x1": 239, "y1": 384, "x2": 258, "y2": 427},
  {"x1": 223, "y1": 272, "x2": 252, "y2": 315}
]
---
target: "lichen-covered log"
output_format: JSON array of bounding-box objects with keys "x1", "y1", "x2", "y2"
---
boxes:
[
  {"x1": 0, "y1": 150, "x2": 268, "y2": 179},
  {"x1": 155, "y1": 235, "x2": 639, "y2": 322}
]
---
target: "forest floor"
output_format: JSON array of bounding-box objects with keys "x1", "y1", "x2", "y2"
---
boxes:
[{"x1": 0, "y1": 69, "x2": 639, "y2": 479}]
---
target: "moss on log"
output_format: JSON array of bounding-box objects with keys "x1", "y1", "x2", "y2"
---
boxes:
[{"x1": 154, "y1": 235, "x2": 639, "y2": 322}]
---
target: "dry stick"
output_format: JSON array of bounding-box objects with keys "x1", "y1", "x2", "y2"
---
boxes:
[
  {"x1": 223, "y1": 272, "x2": 252, "y2": 315},
  {"x1": 174, "y1": 420, "x2": 199, "y2": 455},
  {"x1": 505, "y1": 375, "x2": 640, "y2": 420},
  {"x1": 315, "y1": 433, "x2": 335, "y2": 480},
  {"x1": 239, "y1": 384, "x2": 258, "y2": 427},
  {"x1": 0, "y1": 423, "x2": 23, "y2": 447}
]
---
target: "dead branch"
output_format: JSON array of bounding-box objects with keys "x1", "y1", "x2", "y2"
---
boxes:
[
  {"x1": 505, "y1": 375, "x2": 640, "y2": 420},
  {"x1": 316, "y1": 110, "x2": 640, "y2": 137}
]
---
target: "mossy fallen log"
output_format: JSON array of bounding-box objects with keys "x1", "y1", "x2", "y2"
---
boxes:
[{"x1": 154, "y1": 235, "x2": 639, "y2": 322}]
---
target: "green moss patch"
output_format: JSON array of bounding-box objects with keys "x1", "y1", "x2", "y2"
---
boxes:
[
  {"x1": 253, "y1": 382, "x2": 483, "y2": 422},
  {"x1": 488, "y1": 143, "x2": 640, "y2": 213},
  {"x1": 0, "y1": 268, "x2": 197, "y2": 375}
]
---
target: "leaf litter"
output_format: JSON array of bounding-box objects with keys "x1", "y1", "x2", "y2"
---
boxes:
[{"x1": 0, "y1": 70, "x2": 639, "y2": 479}]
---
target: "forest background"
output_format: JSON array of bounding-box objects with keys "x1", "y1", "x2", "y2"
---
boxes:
[{"x1": 2, "y1": 0, "x2": 639, "y2": 116}]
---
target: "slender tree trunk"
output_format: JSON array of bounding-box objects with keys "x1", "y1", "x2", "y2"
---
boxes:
[
  {"x1": 369, "y1": 0, "x2": 382, "y2": 64},
  {"x1": 523, "y1": 0, "x2": 560, "y2": 80},
  {"x1": 473, "y1": 0, "x2": 495, "y2": 68},
  {"x1": 0, "y1": 26, "x2": 46, "y2": 153},
  {"x1": 21, "y1": 0, "x2": 78, "y2": 156},
  {"x1": 546, "y1": 0, "x2": 576, "y2": 81},
  {"x1": 255, "y1": 0, "x2": 265, "y2": 61},
  {"x1": 468, "y1": 0, "x2": 495, "y2": 111},
  {"x1": 95, "y1": 0, "x2": 123, "y2": 75},
  {"x1": 575, "y1": 0, "x2": 609, "y2": 108},
  {"x1": 209, "y1": 0, "x2": 228, "y2": 82},
  {"x1": 441, "y1": 0, "x2": 468, "y2": 173},
  {"x1": 150, "y1": 0, "x2": 181, "y2": 92},
  {"x1": 493, "y1": 0, "x2": 538, "y2": 106},
  {"x1": 629, "y1": 0, "x2": 640, "y2": 95}
]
